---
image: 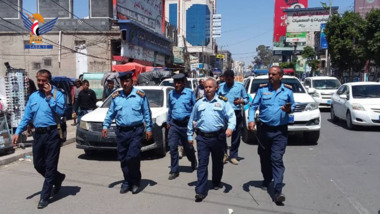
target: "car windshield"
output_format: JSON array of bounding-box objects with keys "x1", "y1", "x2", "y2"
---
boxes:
[
  {"x1": 312, "y1": 79, "x2": 341, "y2": 90},
  {"x1": 250, "y1": 78, "x2": 305, "y2": 94},
  {"x1": 352, "y1": 85, "x2": 380, "y2": 99},
  {"x1": 161, "y1": 80, "x2": 192, "y2": 89},
  {"x1": 102, "y1": 89, "x2": 164, "y2": 108}
]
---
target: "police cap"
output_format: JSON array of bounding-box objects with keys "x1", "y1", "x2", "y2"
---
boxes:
[
  {"x1": 173, "y1": 73, "x2": 186, "y2": 82},
  {"x1": 118, "y1": 70, "x2": 134, "y2": 80}
]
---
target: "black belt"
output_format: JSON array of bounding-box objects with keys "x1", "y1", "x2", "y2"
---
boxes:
[
  {"x1": 117, "y1": 123, "x2": 144, "y2": 131},
  {"x1": 35, "y1": 125, "x2": 57, "y2": 134},
  {"x1": 172, "y1": 117, "x2": 189, "y2": 127},
  {"x1": 196, "y1": 129, "x2": 224, "y2": 138}
]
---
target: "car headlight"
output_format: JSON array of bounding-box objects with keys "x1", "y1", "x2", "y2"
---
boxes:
[
  {"x1": 351, "y1": 103, "x2": 365, "y2": 111},
  {"x1": 311, "y1": 92, "x2": 320, "y2": 98},
  {"x1": 79, "y1": 121, "x2": 90, "y2": 130},
  {"x1": 305, "y1": 102, "x2": 319, "y2": 111}
]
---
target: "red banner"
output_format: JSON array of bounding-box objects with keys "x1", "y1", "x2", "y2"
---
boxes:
[{"x1": 273, "y1": 0, "x2": 308, "y2": 43}]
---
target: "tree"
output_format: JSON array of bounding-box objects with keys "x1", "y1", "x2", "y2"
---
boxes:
[
  {"x1": 324, "y1": 11, "x2": 366, "y2": 81},
  {"x1": 362, "y1": 9, "x2": 380, "y2": 67},
  {"x1": 302, "y1": 46, "x2": 320, "y2": 76},
  {"x1": 252, "y1": 45, "x2": 273, "y2": 68}
]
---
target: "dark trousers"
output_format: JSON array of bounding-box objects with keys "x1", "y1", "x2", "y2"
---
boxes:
[
  {"x1": 228, "y1": 110, "x2": 242, "y2": 158},
  {"x1": 257, "y1": 123, "x2": 288, "y2": 194},
  {"x1": 115, "y1": 126, "x2": 144, "y2": 187},
  {"x1": 195, "y1": 132, "x2": 225, "y2": 195},
  {"x1": 168, "y1": 123, "x2": 196, "y2": 173},
  {"x1": 33, "y1": 129, "x2": 63, "y2": 200}
]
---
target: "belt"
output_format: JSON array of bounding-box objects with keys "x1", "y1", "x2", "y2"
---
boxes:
[
  {"x1": 117, "y1": 123, "x2": 144, "y2": 131},
  {"x1": 35, "y1": 125, "x2": 58, "y2": 134},
  {"x1": 172, "y1": 117, "x2": 189, "y2": 127},
  {"x1": 196, "y1": 129, "x2": 224, "y2": 138}
]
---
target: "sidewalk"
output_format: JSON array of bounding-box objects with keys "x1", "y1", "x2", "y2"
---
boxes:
[{"x1": 0, "y1": 120, "x2": 77, "y2": 166}]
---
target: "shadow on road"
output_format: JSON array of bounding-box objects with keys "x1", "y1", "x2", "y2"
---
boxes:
[
  {"x1": 77, "y1": 150, "x2": 167, "y2": 161},
  {"x1": 243, "y1": 180, "x2": 286, "y2": 206},
  {"x1": 327, "y1": 118, "x2": 380, "y2": 132},
  {"x1": 26, "y1": 186, "x2": 81, "y2": 204},
  {"x1": 187, "y1": 180, "x2": 232, "y2": 193},
  {"x1": 108, "y1": 179, "x2": 157, "y2": 192}
]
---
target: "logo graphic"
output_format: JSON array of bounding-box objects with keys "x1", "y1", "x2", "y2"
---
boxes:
[{"x1": 20, "y1": 12, "x2": 57, "y2": 48}]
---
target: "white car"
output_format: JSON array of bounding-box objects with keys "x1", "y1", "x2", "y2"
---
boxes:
[
  {"x1": 76, "y1": 86, "x2": 173, "y2": 156},
  {"x1": 303, "y1": 76, "x2": 341, "y2": 108},
  {"x1": 243, "y1": 75, "x2": 321, "y2": 144},
  {"x1": 159, "y1": 78, "x2": 199, "y2": 91},
  {"x1": 330, "y1": 82, "x2": 380, "y2": 129}
]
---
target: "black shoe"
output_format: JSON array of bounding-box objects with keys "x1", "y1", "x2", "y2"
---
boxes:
[
  {"x1": 37, "y1": 199, "x2": 48, "y2": 209},
  {"x1": 213, "y1": 183, "x2": 223, "y2": 190},
  {"x1": 168, "y1": 172, "x2": 179, "y2": 180},
  {"x1": 261, "y1": 181, "x2": 270, "y2": 191},
  {"x1": 274, "y1": 193, "x2": 286, "y2": 203},
  {"x1": 120, "y1": 185, "x2": 129, "y2": 194},
  {"x1": 53, "y1": 173, "x2": 66, "y2": 194},
  {"x1": 131, "y1": 185, "x2": 139, "y2": 194},
  {"x1": 195, "y1": 194, "x2": 206, "y2": 202},
  {"x1": 191, "y1": 160, "x2": 198, "y2": 171}
]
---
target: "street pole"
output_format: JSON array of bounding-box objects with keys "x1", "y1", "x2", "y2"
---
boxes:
[{"x1": 326, "y1": 0, "x2": 332, "y2": 76}]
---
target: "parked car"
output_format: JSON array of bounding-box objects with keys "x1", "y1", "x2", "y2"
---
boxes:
[
  {"x1": 303, "y1": 76, "x2": 341, "y2": 108},
  {"x1": 330, "y1": 82, "x2": 380, "y2": 129},
  {"x1": 159, "y1": 78, "x2": 198, "y2": 91},
  {"x1": 242, "y1": 75, "x2": 321, "y2": 144},
  {"x1": 76, "y1": 86, "x2": 173, "y2": 156}
]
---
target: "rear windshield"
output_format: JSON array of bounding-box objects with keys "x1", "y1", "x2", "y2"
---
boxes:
[
  {"x1": 251, "y1": 78, "x2": 305, "y2": 94},
  {"x1": 312, "y1": 79, "x2": 341, "y2": 90},
  {"x1": 352, "y1": 85, "x2": 380, "y2": 98}
]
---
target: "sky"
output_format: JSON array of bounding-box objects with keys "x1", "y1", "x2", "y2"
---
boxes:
[{"x1": 23, "y1": 0, "x2": 355, "y2": 68}]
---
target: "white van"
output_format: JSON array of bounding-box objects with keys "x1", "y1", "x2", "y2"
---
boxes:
[{"x1": 303, "y1": 76, "x2": 341, "y2": 108}]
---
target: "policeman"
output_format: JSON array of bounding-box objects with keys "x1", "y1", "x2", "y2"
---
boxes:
[
  {"x1": 248, "y1": 66, "x2": 295, "y2": 204},
  {"x1": 102, "y1": 71, "x2": 153, "y2": 195},
  {"x1": 187, "y1": 78, "x2": 236, "y2": 202},
  {"x1": 167, "y1": 73, "x2": 197, "y2": 180},
  {"x1": 11, "y1": 69, "x2": 66, "y2": 209},
  {"x1": 217, "y1": 70, "x2": 249, "y2": 165}
]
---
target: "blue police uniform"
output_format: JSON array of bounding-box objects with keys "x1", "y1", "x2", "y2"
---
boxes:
[
  {"x1": 15, "y1": 86, "x2": 66, "y2": 201},
  {"x1": 167, "y1": 86, "x2": 197, "y2": 175},
  {"x1": 103, "y1": 85, "x2": 152, "y2": 190},
  {"x1": 248, "y1": 82, "x2": 295, "y2": 195},
  {"x1": 187, "y1": 94, "x2": 236, "y2": 195},
  {"x1": 218, "y1": 81, "x2": 249, "y2": 159}
]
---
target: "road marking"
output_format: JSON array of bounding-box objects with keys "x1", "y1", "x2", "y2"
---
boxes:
[{"x1": 330, "y1": 179, "x2": 370, "y2": 214}]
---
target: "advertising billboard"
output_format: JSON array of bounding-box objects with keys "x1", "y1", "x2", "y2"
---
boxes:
[
  {"x1": 212, "y1": 14, "x2": 222, "y2": 38},
  {"x1": 115, "y1": 0, "x2": 164, "y2": 34},
  {"x1": 355, "y1": 0, "x2": 380, "y2": 18},
  {"x1": 320, "y1": 23, "x2": 328, "y2": 49},
  {"x1": 273, "y1": 0, "x2": 308, "y2": 43},
  {"x1": 286, "y1": 32, "x2": 306, "y2": 42},
  {"x1": 286, "y1": 9, "x2": 335, "y2": 32}
]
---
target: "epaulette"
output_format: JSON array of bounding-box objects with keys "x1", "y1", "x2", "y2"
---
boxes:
[
  {"x1": 196, "y1": 96, "x2": 203, "y2": 102},
  {"x1": 218, "y1": 95, "x2": 228, "y2": 102},
  {"x1": 284, "y1": 84, "x2": 292, "y2": 90},
  {"x1": 136, "y1": 90, "x2": 145, "y2": 98},
  {"x1": 259, "y1": 83, "x2": 268, "y2": 88},
  {"x1": 111, "y1": 91, "x2": 119, "y2": 99}
]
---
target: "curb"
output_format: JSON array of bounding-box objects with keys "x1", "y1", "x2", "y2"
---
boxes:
[{"x1": 0, "y1": 137, "x2": 76, "y2": 167}]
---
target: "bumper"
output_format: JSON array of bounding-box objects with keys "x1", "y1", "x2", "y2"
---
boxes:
[
  {"x1": 315, "y1": 97, "x2": 332, "y2": 108},
  {"x1": 288, "y1": 109, "x2": 321, "y2": 132},
  {"x1": 352, "y1": 110, "x2": 380, "y2": 127}
]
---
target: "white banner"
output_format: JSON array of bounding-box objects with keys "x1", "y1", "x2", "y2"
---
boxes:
[{"x1": 286, "y1": 10, "x2": 330, "y2": 32}]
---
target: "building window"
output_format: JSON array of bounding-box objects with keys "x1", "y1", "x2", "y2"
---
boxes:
[
  {"x1": 186, "y1": 4, "x2": 211, "y2": 46},
  {"x1": 169, "y1": 4, "x2": 177, "y2": 28},
  {"x1": 33, "y1": 62, "x2": 41, "y2": 70},
  {"x1": 75, "y1": 40, "x2": 86, "y2": 46},
  {"x1": 44, "y1": 58, "x2": 52, "y2": 66}
]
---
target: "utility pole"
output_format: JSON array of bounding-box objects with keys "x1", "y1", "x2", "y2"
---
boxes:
[
  {"x1": 182, "y1": 35, "x2": 190, "y2": 76},
  {"x1": 326, "y1": 0, "x2": 332, "y2": 76}
]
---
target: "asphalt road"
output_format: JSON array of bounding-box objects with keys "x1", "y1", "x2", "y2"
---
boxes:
[{"x1": 0, "y1": 112, "x2": 379, "y2": 214}]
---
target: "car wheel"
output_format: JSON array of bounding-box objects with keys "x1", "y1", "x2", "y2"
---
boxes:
[
  {"x1": 155, "y1": 126, "x2": 167, "y2": 157},
  {"x1": 346, "y1": 111, "x2": 355, "y2": 130},
  {"x1": 330, "y1": 106, "x2": 339, "y2": 123},
  {"x1": 304, "y1": 131, "x2": 320, "y2": 145}
]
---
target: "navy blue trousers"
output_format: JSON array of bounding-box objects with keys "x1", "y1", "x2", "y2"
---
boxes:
[
  {"x1": 33, "y1": 129, "x2": 63, "y2": 200},
  {"x1": 115, "y1": 126, "x2": 144, "y2": 187},
  {"x1": 195, "y1": 132, "x2": 225, "y2": 195},
  {"x1": 168, "y1": 123, "x2": 196, "y2": 173},
  {"x1": 257, "y1": 123, "x2": 288, "y2": 194},
  {"x1": 228, "y1": 110, "x2": 242, "y2": 158}
]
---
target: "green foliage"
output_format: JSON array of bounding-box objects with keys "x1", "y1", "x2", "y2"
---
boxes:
[
  {"x1": 252, "y1": 45, "x2": 273, "y2": 68},
  {"x1": 302, "y1": 46, "x2": 320, "y2": 75},
  {"x1": 362, "y1": 9, "x2": 380, "y2": 66},
  {"x1": 279, "y1": 62, "x2": 295, "y2": 69}
]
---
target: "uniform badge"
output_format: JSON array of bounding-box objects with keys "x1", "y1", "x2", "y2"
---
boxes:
[
  {"x1": 215, "y1": 103, "x2": 221, "y2": 108},
  {"x1": 218, "y1": 95, "x2": 228, "y2": 102},
  {"x1": 263, "y1": 92, "x2": 271, "y2": 95},
  {"x1": 284, "y1": 84, "x2": 292, "y2": 90},
  {"x1": 112, "y1": 91, "x2": 119, "y2": 99},
  {"x1": 259, "y1": 83, "x2": 268, "y2": 88},
  {"x1": 136, "y1": 90, "x2": 145, "y2": 98}
]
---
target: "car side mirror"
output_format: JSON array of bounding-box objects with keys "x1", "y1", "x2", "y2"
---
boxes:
[
  {"x1": 96, "y1": 101, "x2": 104, "y2": 107},
  {"x1": 339, "y1": 94, "x2": 347, "y2": 99},
  {"x1": 307, "y1": 88, "x2": 316, "y2": 94}
]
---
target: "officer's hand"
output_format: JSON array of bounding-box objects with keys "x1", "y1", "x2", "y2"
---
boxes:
[
  {"x1": 233, "y1": 98, "x2": 243, "y2": 106},
  {"x1": 11, "y1": 135, "x2": 19, "y2": 146},
  {"x1": 43, "y1": 82, "x2": 52, "y2": 96},
  {"x1": 188, "y1": 140, "x2": 194, "y2": 145},
  {"x1": 72, "y1": 112, "x2": 77, "y2": 119},
  {"x1": 166, "y1": 124, "x2": 170, "y2": 129},
  {"x1": 248, "y1": 122, "x2": 256, "y2": 131},
  {"x1": 281, "y1": 104, "x2": 291, "y2": 113},
  {"x1": 102, "y1": 129, "x2": 108, "y2": 139},
  {"x1": 226, "y1": 128, "x2": 233, "y2": 137},
  {"x1": 146, "y1": 131, "x2": 153, "y2": 141}
]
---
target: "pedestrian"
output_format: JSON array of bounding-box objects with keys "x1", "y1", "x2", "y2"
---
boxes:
[
  {"x1": 11, "y1": 69, "x2": 66, "y2": 209},
  {"x1": 187, "y1": 77, "x2": 236, "y2": 202},
  {"x1": 71, "y1": 79, "x2": 82, "y2": 126},
  {"x1": 102, "y1": 71, "x2": 153, "y2": 194},
  {"x1": 167, "y1": 73, "x2": 197, "y2": 180},
  {"x1": 217, "y1": 70, "x2": 249, "y2": 165},
  {"x1": 72, "y1": 79, "x2": 97, "y2": 123},
  {"x1": 102, "y1": 77, "x2": 117, "y2": 101},
  {"x1": 195, "y1": 78, "x2": 205, "y2": 98},
  {"x1": 248, "y1": 66, "x2": 295, "y2": 204}
]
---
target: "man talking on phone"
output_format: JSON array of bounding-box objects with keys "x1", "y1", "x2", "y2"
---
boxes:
[
  {"x1": 12, "y1": 69, "x2": 66, "y2": 209},
  {"x1": 248, "y1": 66, "x2": 295, "y2": 204}
]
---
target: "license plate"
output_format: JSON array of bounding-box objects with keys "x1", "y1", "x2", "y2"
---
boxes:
[
  {"x1": 288, "y1": 115, "x2": 294, "y2": 124},
  {"x1": 379, "y1": 115, "x2": 380, "y2": 121},
  {"x1": 327, "y1": 100, "x2": 331, "y2": 105}
]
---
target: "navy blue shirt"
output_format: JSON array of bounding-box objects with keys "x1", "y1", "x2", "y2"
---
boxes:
[{"x1": 167, "y1": 88, "x2": 195, "y2": 123}]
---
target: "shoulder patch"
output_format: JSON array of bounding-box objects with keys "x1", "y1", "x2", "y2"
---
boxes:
[
  {"x1": 259, "y1": 83, "x2": 268, "y2": 88},
  {"x1": 196, "y1": 96, "x2": 203, "y2": 102},
  {"x1": 284, "y1": 84, "x2": 292, "y2": 89},
  {"x1": 111, "y1": 91, "x2": 119, "y2": 99},
  {"x1": 136, "y1": 90, "x2": 145, "y2": 98},
  {"x1": 218, "y1": 95, "x2": 228, "y2": 102}
]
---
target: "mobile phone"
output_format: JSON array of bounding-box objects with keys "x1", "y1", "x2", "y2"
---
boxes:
[{"x1": 285, "y1": 102, "x2": 292, "y2": 107}]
